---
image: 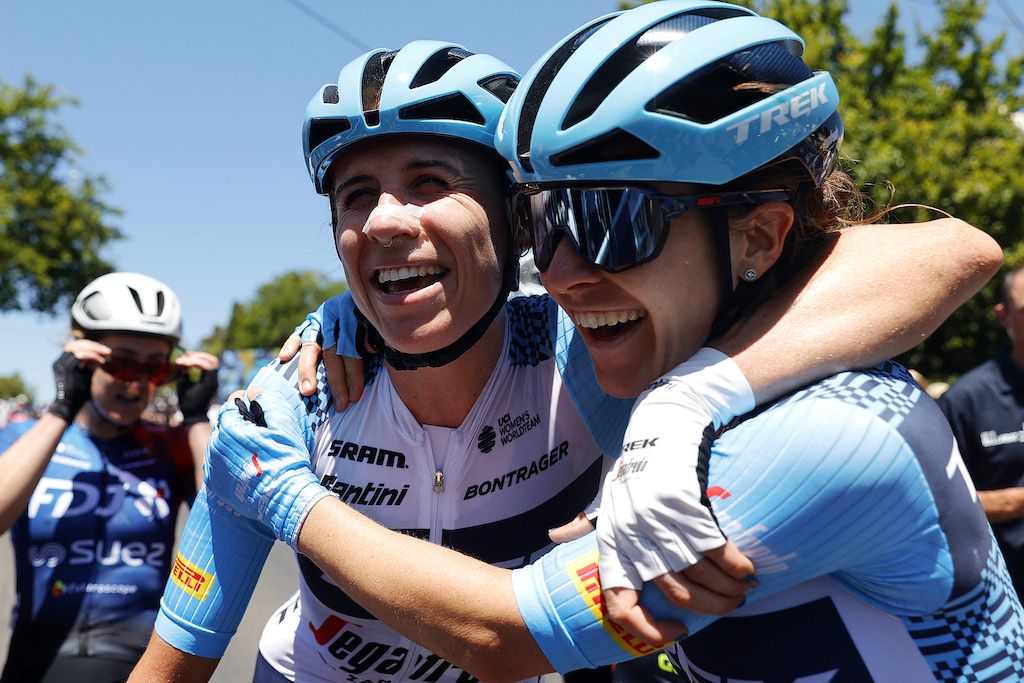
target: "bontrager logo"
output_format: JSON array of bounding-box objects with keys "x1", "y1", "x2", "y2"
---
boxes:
[
  {"x1": 320, "y1": 475, "x2": 410, "y2": 507},
  {"x1": 325, "y1": 440, "x2": 408, "y2": 469},
  {"x1": 726, "y1": 82, "x2": 829, "y2": 144},
  {"x1": 478, "y1": 425, "x2": 497, "y2": 453},
  {"x1": 465, "y1": 441, "x2": 569, "y2": 499}
]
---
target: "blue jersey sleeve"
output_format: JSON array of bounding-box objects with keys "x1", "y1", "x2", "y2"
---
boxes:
[
  {"x1": 513, "y1": 364, "x2": 970, "y2": 669},
  {"x1": 552, "y1": 302, "x2": 634, "y2": 457},
  {"x1": 155, "y1": 358, "x2": 334, "y2": 657}
]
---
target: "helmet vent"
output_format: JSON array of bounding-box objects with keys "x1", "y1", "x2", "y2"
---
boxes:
[
  {"x1": 155, "y1": 290, "x2": 165, "y2": 317},
  {"x1": 308, "y1": 118, "x2": 352, "y2": 152},
  {"x1": 562, "y1": 12, "x2": 719, "y2": 130},
  {"x1": 128, "y1": 287, "x2": 145, "y2": 315},
  {"x1": 399, "y1": 93, "x2": 485, "y2": 125},
  {"x1": 411, "y1": 47, "x2": 474, "y2": 88},
  {"x1": 549, "y1": 128, "x2": 659, "y2": 167},
  {"x1": 80, "y1": 292, "x2": 110, "y2": 322},
  {"x1": 362, "y1": 50, "x2": 399, "y2": 121},
  {"x1": 647, "y1": 42, "x2": 813, "y2": 124},
  {"x1": 517, "y1": 18, "x2": 613, "y2": 172},
  {"x1": 322, "y1": 85, "x2": 340, "y2": 104},
  {"x1": 478, "y1": 74, "x2": 520, "y2": 103}
]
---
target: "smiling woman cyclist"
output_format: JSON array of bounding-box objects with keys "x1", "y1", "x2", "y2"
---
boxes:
[{"x1": 0, "y1": 272, "x2": 219, "y2": 682}]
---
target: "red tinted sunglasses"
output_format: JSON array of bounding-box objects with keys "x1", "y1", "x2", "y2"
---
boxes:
[{"x1": 101, "y1": 356, "x2": 176, "y2": 384}]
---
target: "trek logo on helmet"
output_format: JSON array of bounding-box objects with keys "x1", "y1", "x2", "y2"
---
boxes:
[{"x1": 726, "y1": 81, "x2": 831, "y2": 145}]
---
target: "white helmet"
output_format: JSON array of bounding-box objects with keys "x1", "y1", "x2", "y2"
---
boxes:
[{"x1": 70, "y1": 272, "x2": 182, "y2": 343}]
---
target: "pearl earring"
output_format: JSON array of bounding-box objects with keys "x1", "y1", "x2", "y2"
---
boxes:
[{"x1": 742, "y1": 268, "x2": 758, "y2": 282}]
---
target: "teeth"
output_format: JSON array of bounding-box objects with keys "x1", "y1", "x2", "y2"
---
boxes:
[
  {"x1": 573, "y1": 310, "x2": 646, "y2": 329},
  {"x1": 377, "y1": 265, "x2": 443, "y2": 284}
]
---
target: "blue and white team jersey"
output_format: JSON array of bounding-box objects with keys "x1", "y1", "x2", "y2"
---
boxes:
[
  {"x1": 0, "y1": 420, "x2": 194, "y2": 680},
  {"x1": 515, "y1": 362, "x2": 1024, "y2": 681}
]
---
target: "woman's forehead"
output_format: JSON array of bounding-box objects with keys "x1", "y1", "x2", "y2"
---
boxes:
[{"x1": 330, "y1": 137, "x2": 484, "y2": 186}]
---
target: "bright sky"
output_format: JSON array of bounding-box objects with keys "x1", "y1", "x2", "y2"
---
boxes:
[{"x1": 2, "y1": 0, "x2": 1019, "y2": 399}]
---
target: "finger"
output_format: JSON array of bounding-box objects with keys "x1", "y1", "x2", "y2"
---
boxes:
[
  {"x1": 227, "y1": 390, "x2": 248, "y2": 404},
  {"x1": 603, "y1": 587, "x2": 687, "y2": 647},
  {"x1": 680, "y1": 556, "x2": 750, "y2": 598},
  {"x1": 702, "y1": 541, "x2": 756, "y2": 581},
  {"x1": 64, "y1": 339, "x2": 111, "y2": 363},
  {"x1": 548, "y1": 513, "x2": 594, "y2": 544},
  {"x1": 323, "y1": 348, "x2": 349, "y2": 411},
  {"x1": 653, "y1": 572, "x2": 744, "y2": 616},
  {"x1": 175, "y1": 351, "x2": 220, "y2": 371},
  {"x1": 342, "y1": 354, "x2": 365, "y2": 404},
  {"x1": 244, "y1": 386, "x2": 264, "y2": 402},
  {"x1": 279, "y1": 335, "x2": 302, "y2": 362},
  {"x1": 298, "y1": 342, "x2": 322, "y2": 396}
]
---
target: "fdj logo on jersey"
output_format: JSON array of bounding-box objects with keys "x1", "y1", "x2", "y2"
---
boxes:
[
  {"x1": 308, "y1": 616, "x2": 478, "y2": 681},
  {"x1": 28, "y1": 475, "x2": 172, "y2": 520}
]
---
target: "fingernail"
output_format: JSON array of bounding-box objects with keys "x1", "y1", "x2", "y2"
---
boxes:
[
  {"x1": 744, "y1": 574, "x2": 758, "y2": 586},
  {"x1": 301, "y1": 379, "x2": 312, "y2": 393},
  {"x1": 737, "y1": 597, "x2": 747, "y2": 609}
]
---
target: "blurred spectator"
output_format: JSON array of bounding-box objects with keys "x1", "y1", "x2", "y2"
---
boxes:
[{"x1": 939, "y1": 265, "x2": 1024, "y2": 601}]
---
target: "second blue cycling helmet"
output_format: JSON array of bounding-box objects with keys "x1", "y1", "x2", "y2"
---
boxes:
[{"x1": 495, "y1": 0, "x2": 843, "y2": 188}]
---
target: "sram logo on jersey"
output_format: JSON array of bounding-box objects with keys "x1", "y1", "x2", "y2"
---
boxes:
[
  {"x1": 464, "y1": 441, "x2": 569, "y2": 500},
  {"x1": 567, "y1": 549, "x2": 659, "y2": 658},
  {"x1": 320, "y1": 475, "x2": 410, "y2": 507},
  {"x1": 308, "y1": 615, "x2": 479, "y2": 681},
  {"x1": 170, "y1": 552, "x2": 214, "y2": 601},
  {"x1": 325, "y1": 440, "x2": 408, "y2": 469},
  {"x1": 28, "y1": 540, "x2": 167, "y2": 569}
]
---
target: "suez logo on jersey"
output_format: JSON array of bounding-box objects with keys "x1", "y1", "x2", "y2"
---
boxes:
[
  {"x1": 28, "y1": 539, "x2": 167, "y2": 569},
  {"x1": 308, "y1": 614, "x2": 478, "y2": 681},
  {"x1": 477, "y1": 410, "x2": 541, "y2": 453}
]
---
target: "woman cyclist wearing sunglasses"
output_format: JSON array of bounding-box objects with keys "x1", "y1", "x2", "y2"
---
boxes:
[{"x1": 0, "y1": 272, "x2": 219, "y2": 682}]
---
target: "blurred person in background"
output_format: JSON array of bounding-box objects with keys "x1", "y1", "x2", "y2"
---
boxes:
[
  {"x1": 0, "y1": 272, "x2": 219, "y2": 682},
  {"x1": 940, "y1": 264, "x2": 1024, "y2": 602}
]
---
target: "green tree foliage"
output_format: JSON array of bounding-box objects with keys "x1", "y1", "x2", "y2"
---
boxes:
[
  {"x1": 0, "y1": 373, "x2": 33, "y2": 402},
  {"x1": 201, "y1": 270, "x2": 347, "y2": 355},
  {"x1": 630, "y1": 0, "x2": 1024, "y2": 379},
  {"x1": 0, "y1": 77, "x2": 122, "y2": 313}
]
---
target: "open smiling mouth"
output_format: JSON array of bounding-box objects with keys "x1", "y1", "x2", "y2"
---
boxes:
[
  {"x1": 573, "y1": 310, "x2": 647, "y2": 341},
  {"x1": 375, "y1": 265, "x2": 447, "y2": 295}
]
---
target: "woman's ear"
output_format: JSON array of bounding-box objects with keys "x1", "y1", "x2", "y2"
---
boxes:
[{"x1": 729, "y1": 202, "x2": 795, "y2": 285}]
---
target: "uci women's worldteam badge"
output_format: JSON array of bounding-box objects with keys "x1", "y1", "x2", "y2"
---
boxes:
[{"x1": 170, "y1": 552, "x2": 214, "y2": 600}]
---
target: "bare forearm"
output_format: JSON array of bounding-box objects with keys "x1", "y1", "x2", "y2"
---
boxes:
[
  {"x1": 715, "y1": 218, "x2": 1001, "y2": 403},
  {"x1": 128, "y1": 632, "x2": 219, "y2": 682},
  {"x1": 298, "y1": 497, "x2": 552, "y2": 683},
  {"x1": 185, "y1": 420, "x2": 212, "y2": 490},
  {"x1": 0, "y1": 413, "x2": 69, "y2": 532},
  {"x1": 978, "y1": 488, "x2": 1024, "y2": 523}
]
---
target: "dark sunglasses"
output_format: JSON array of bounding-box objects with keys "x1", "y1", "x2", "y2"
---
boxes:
[
  {"x1": 101, "y1": 355, "x2": 176, "y2": 385},
  {"x1": 512, "y1": 184, "x2": 792, "y2": 273}
]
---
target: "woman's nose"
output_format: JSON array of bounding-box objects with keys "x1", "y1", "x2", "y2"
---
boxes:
[
  {"x1": 539, "y1": 237, "x2": 603, "y2": 294},
  {"x1": 362, "y1": 193, "x2": 422, "y2": 248}
]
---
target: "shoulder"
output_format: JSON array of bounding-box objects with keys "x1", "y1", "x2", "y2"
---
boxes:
[{"x1": 506, "y1": 294, "x2": 557, "y2": 368}]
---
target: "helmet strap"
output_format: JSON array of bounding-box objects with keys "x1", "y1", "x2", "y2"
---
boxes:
[{"x1": 707, "y1": 207, "x2": 760, "y2": 341}]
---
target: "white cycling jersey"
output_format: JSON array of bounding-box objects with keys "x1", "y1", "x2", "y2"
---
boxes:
[{"x1": 257, "y1": 295, "x2": 614, "y2": 683}]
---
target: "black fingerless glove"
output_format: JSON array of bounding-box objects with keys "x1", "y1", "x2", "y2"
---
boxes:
[
  {"x1": 48, "y1": 352, "x2": 93, "y2": 423},
  {"x1": 177, "y1": 367, "x2": 219, "y2": 423}
]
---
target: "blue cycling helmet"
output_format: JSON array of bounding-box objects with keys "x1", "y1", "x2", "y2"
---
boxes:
[
  {"x1": 495, "y1": 0, "x2": 843, "y2": 188},
  {"x1": 304, "y1": 40, "x2": 520, "y2": 195}
]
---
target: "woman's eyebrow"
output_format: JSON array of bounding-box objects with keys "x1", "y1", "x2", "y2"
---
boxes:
[
  {"x1": 333, "y1": 173, "x2": 374, "y2": 195},
  {"x1": 405, "y1": 159, "x2": 461, "y2": 175}
]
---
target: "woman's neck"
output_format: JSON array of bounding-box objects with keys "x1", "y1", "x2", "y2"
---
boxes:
[
  {"x1": 77, "y1": 402, "x2": 133, "y2": 440},
  {"x1": 386, "y1": 311, "x2": 506, "y2": 428}
]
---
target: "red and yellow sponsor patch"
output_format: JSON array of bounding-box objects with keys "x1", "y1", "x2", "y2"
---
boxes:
[
  {"x1": 171, "y1": 552, "x2": 214, "y2": 601},
  {"x1": 567, "y1": 549, "x2": 660, "y2": 658}
]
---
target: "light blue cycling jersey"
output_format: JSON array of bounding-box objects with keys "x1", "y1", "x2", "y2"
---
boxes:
[{"x1": 514, "y1": 361, "x2": 1024, "y2": 680}]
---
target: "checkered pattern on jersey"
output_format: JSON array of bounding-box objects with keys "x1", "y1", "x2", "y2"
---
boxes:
[
  {"x1": 776, "y1": 361, "x2": 920, "y2": 430},
  {"x1": 301, "y1": 361, "x2": 334, "y2": 433},
  {"x1": 507, "y1": 295, "x2": 555, "y2": 368},
  {"x1": 905, "y1": 540, "x2": 1024, "y2": 681}
]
